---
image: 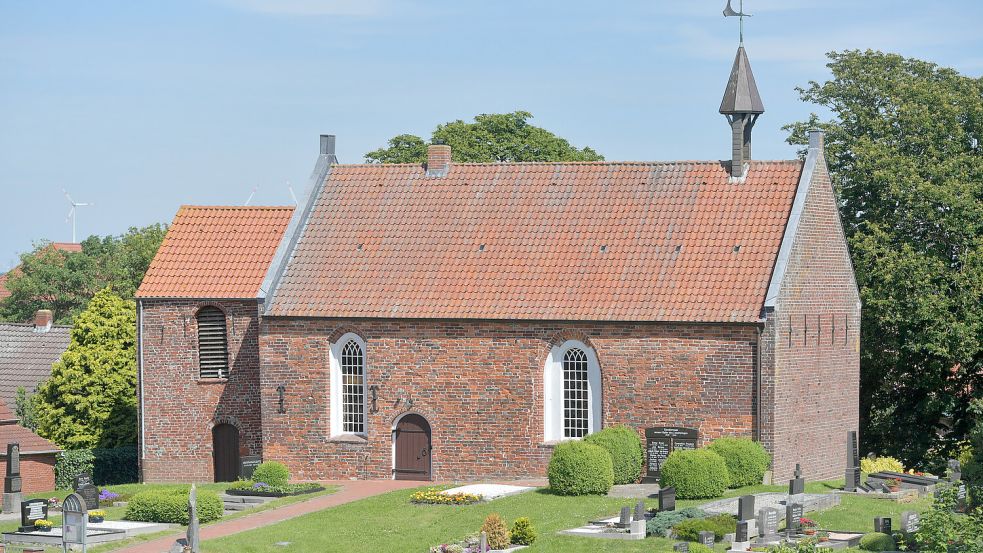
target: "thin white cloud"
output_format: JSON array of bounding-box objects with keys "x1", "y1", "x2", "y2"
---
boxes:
[{"x1": 218, "y1": 0, "x2": 390, "y2": 16}]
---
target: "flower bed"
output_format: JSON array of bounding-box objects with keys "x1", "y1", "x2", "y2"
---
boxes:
[
  {"x1": 411, "y1": 488, "x2": 483, "y2": 505},
  {"x1": 225, "y1": 481, "x2": 325, "y2": 497}
]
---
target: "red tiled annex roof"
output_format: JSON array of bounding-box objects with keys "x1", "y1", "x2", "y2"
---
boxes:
[
  {"x1": 268, "y1": 160, "x2": 803, "y2": 322},
  {"x1": 0, "y1": 401, "x2": 60, "y2": 455},
  {"x1": 136, "y1": 206, "x2": 294, "y2": 299}
]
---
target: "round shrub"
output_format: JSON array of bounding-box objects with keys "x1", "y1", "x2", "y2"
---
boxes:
[
  {"x1": 646, "y1": 507, "x2": 706, "y2": 537},
  {"x1": 671, "y1": 514, "x2": 737, "y2": 541},
  {"x1": 125, "y1": 488, "x2": 222, "y2": 524},
  {"x1": 706, "y1": 437, "x2": 770, "y2": 488},
  {"x1": 584, "y1": 426, "x2": 644, "y2": 485},
  {"x1": 859, "y1": 532, "x2": 896, "y2": 551},
  {"x1": 480, "y1": 513, "x2": 510, "y2": 550},
  {"x1": 660, "y1": 448, "x2": 730, "y2": 499},
  {"x1": 509, "y1": 517, "x2": 537, "y2": 545},
  {"x1": 860, "y1": 456, "x2": 905, "y2": 474},
  {"x1": 547, "y1": 441, "x2": 614, "y2": 496},
  {"x1": 252, "y1": 461, "x2": 290, "y2": 487}
]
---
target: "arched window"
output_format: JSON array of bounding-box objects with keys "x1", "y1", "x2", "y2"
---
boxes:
[
  {"x1": 196, "y1": 307, "x2": 228, "y2": 379},
  {"x1": 330, "y1": 333, "x2": 367, "y2": 436},
  {"x1": 543, "y1": 340, "x2": 601, "y2": 442}
]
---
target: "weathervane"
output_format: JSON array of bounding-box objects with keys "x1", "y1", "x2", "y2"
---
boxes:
[{"x1": 723, "y1": 0, "x2": 752, "y2": 44}]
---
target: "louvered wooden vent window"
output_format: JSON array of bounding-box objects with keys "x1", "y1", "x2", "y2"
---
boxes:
[{"x1": 197, "y1": 307, "x2": 229, "y2": 379}]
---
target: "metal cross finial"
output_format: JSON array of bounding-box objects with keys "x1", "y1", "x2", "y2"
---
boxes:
[{"x1": 723, "y1": 0, "x2": 752, "y2": 44}]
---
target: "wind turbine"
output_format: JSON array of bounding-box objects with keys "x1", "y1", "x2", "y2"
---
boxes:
[
  {"x1": 63, "y1": 189, "x2": 93, "y2": 243},
  {"x1": 287, "y1": 181, "x2": 298, "y2": 206},
  {"x1": 243, "y1": 185, "x2": 258, "y2": 206}
]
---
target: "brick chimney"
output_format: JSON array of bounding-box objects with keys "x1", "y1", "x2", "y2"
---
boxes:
[
  {"x1": 425, "y1": 142, "x2": 451, "y2": 177},
  {"x1": 34, "y1": 309, "x2": 53, "y2": 332}
]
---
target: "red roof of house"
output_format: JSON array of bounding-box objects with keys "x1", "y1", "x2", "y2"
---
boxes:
[
  {"x1": 267, "y1": 160, "x2": 803, "y2": 322},
  {"x1": 136, "y1": 206, "x2": 294, "y2": 299},
  {"x1": 0, "y1": 243, "x2": 82, "y2": 301},
  {"x1": 0, "y1": 401, "x2": 60, "y2": 455}
]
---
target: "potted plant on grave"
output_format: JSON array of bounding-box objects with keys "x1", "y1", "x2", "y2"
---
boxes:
[
  {"x1": 886, "y1": 477, "x2": 902, "y2": 492},
  {"x1": 817, "y1": 530, "x2": 830, "y2": 542},
  {"x1": 88, "y1": 509, "x2": 107, "y2": 523},
  {"x1": 34, "y1": 519, "x2": 54, "y2": 532},
  {"x1": 800, "y1": 517, "x2": 817, "y2": 535}
]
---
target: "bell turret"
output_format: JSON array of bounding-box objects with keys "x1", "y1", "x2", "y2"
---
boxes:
[{"x1": 719, "y1": 45, "x2": 764, "y2": 178}]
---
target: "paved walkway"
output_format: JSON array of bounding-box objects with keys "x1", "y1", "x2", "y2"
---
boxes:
[{"x1": 113, "y1": 480, "x2": 422, "y2": 553}]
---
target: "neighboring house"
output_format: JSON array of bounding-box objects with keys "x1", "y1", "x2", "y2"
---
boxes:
[
  {"x1": 0, "y1": 400, "x2": 60, "y2": 493},
  {"x1": 0, "y1": 242, "x2": 82, "y2": 302},
  {"x1": 137, "y1": 47, "x2": 860, "y2": 484},
  {"x1": 0, "y1": 310, "x2": 71, "y2": 415}
]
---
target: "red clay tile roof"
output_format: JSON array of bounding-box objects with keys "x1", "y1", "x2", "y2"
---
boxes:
[
  {"x1": 0, "y1": 401, "x2": 60, "y2": 454},
  {"x1": 268, "y1": 160, "x2": 803, "y2": 322},
  {"x1": 136, "y1": 206, "x2": 294, "y2": 299}
]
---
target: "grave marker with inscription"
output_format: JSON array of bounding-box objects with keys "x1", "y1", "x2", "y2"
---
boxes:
[
  {"x1": 240, "y1": 455, "x2": 262, "y2": 480},
  {"x1": 658, "y1": 486, "x2": 676, "y2": 512},
  {"x1": 844, "y1": 431, "x2": 861, "y2": 492},
  {"x1": 698, "y1": 530, "x2": 714, "y2": 546},
  {"x1": 955, "y1": 482, "x2": 967, "y2": 512},
  {"x1": 643, "y1": 427, "x2": 698, "y2": 482},
  {"x1": 786, "y1": 503, "x2": 803, "y2": 534},
  {"x1": 737, "y1": 495, "x2": 755, "y2": 521},
  {"x1": 19, "y1": 498, "x2": 48, "y2": 532},
  {"x1": 735, "y1": 520, "x2": 749, "y2": 542},
  {"x1": 62, "y1": 492, "x2": 88, "y2": 547},
  {"x1": 3, "y1": 442, "x2": 22, "y2": 513},
  {"x1": 902, "y1": 511, "x2": 920, "y2": 533},
  {"x1": 874, "y1": 516, "x2": 891, "y2": 534},
  {"x1": 674, "y1": 543, "x2": 689, "y2": 553},
  {"x1": 758, "y1": 507, "x2": 780, "y2": 538}
]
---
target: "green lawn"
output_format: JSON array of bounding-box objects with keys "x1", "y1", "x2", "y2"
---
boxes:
[{"x1": 201, "y1": 480, "x2": 930, "y2": 553}]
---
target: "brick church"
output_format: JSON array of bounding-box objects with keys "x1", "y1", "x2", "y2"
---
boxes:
[{"x1": 136, "y1": 46, "x2": 859, "y2": 484}]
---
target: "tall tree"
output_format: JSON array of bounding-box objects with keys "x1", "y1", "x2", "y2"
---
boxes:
[
  {"x1": 0, "y1": 224, "x2": 165, "y2": 324},
  {"x1": 366, "y1": 111, "x2": 603, "y2": 163},
  {"x1": 34, "y1": 287, "x2": 137, "y2": 448},
  {"x1": 786, "y1": 50, "x2": 983, "y2": 468}
]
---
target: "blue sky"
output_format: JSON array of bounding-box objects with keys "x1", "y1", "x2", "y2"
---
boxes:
[{"x1": 1, "y1": 0, "x2": 981, "y2": 269}]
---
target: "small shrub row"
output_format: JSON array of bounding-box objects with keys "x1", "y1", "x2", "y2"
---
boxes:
[
  {"x1": 124, "y1": 488, "x2": 222, "y2": 524},
  {"x1": 410, "y1": 488, "x2": 483, "y2": 505},
  {"x1": 55, "y1": 446, "x2": 138, "y2": 489},
  {"x1": 646, "y1": 507, "x2": 706, "y2": 537},
  {"x1": 671, "y1": 514, "x2": 737, "y2": 542},
  {"x1": 226, "y1": 480, "x2": 323, "y2": 497}
]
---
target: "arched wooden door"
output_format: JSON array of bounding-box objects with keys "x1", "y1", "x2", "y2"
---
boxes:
[
  {"x1": 393, "y1": 414, "x2": 432, "y2": 480},
  {"x1": 212, "y1": 424, "x2": 240, "y2": 482}
]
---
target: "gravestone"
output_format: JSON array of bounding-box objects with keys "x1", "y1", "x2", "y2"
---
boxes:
[
  {"x1": 3, "y1": 442, "x2": 22, "y2": 513},
  {"x1": 948, "y1": 459, "x2": 962, "y2": 482},
  {"x1": 617, "y1": 506, "x2": 631, "y2": 528},
  {"x1": 698, "y1": 530, "x2": 714, "y2": 546},
  {"x1": 673, "y1": 543, "x2": 689, "y2": 553},
  {"x1": 73, "y1": 472, "x2": 93, "y2": 490},
  {"x1": 735, "y1": 520, "x2": 749, "y2": 541},
  {"x1": 789, "y1": 476, "x2": 805, "y2": 496},
  {"x1": 62, "y1": 492, "x2": 87, "y2": 547},
  {"x1": 737, "y1": 495, "x2": 755, "y2": 521},
  {"x1": 240, "y1": 455, "x2": 262, "y2": 480},
  {"x1": 634, "y1": 500, "x2": 646, "y2": 522},
  {"x1": 902, "y1": 511, "x2": 920, "y2": 533},
  {"x1": 758, "y1": 507, "x2": 780, "y2": 538},
  {"x1": 845, "y1": 431, "x2": 861, "y2": 492},
  {"x1": 643, "y1": 427, "x2": 698, "y2": 482},
  {"x1": 479, "y1": 531, "x2": 487, "y2": 553},
  {"x1": 659, "y1": 486, "x2": 676, "y2": 512},
  {"x1": 77, "y1": 481, "x2": 100, "y2": 511},
  {"x1": 188, "y1": 484, "x2": 200, "y2": 553},
  {"x1": 873, "y1": 517, "x2": 891, "y2": 534},
  {"x1": 845, "y1": 466, "x2": 861, "y2": 492},
  {"x1": 955, "y1": 482, "x2": 967, "y2": 512},
  {"x1": 19, "y1": 498, "x2": 48, "y2": 532},
  {"x1": 786, "y1": 503, "x2": 804, "y2": 534}
]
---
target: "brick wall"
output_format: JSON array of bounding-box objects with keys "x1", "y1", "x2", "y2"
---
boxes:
[
  {"x1": 762, "y1": 151, "x2": 861, "y2": 482},
  {"x1": 0, "y1": 454, "x2": 56, "y2": 493},
  {"x1": 139, "y1": 299, "x2": 263, "y2": 482},
  {"x1": 259, "y1": 318, "x2": 760, "y2": 481}
]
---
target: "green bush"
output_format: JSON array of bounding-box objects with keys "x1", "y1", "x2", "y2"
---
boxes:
[
  {"x1": 687, "y1": 544, "x2": 713, "y2": 553},
  {"x1": 859, "y1": 532, "x2": 896, "y2": 551},
  {"x1": 584, "y1": 426, "x2": 644, "y2": 485},
  {"x1": 547, "y1": 441, "x2": 614, "y2": 496},
  {"x1": 124, "y1": 488, "x2": 222, "y2": 524},
  {"x1": 660, "y1": 448, "x2": 730, "y2": 499},
  {"x1": 706, "y1": 437, "x2": 770, "y2": 488},
  {"x1": 251, "y1": 461, "x2": 290, "y2": 487},
  {"x1": 480, "y1": 513, "x2": 510, "y2": 550},
  {"x1": 646, "y1": 507, "x2": 706, "y2": 537},
  {"x1": 55, "y1": 446, "x2": 139, "y2": 489},
  {"x1": 55, "y1": 449, "x2": 96, "y2": 489},
  {"x1": 510, "y1": 517, "x2": 537, "y2": 545},
  {"x1": 671, "y1": 514, "x2": 737, "y2": 542}
]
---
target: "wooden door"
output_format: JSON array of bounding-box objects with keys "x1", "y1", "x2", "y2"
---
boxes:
[
  {"x1": 212, "y1": 423, "x2": 240, "y2": 482},
  {"x1": 393, "y1": 414, "x2": 432, "y2": 480}
]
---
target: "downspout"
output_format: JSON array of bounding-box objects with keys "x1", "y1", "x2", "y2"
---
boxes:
[
  {"x1": 755, "y1": 324, "x2": 762, "y2": 443},
  {"x1": 137, "y1": 299, "x2": 145, "y2": 482}
]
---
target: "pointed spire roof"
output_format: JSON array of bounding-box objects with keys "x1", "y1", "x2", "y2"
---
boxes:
[{"x1": 719, "y1": 45, "x2": 764, "y2": 115}]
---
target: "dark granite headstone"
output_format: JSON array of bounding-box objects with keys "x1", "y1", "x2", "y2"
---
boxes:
[
  {"x1": 845, "y1": 466, "x2": 861, "y2": 492},
  {"x1": 955, "y1": 482, "x2": 967, "y2": 512},
  {"x1": 737, "y1": 494, "x2": 755, "y2": 521},
  {"x1": 658, "y1": 486, "x2": 676, "y2": 512},
  {"x1": 847, "y1": 431, "x2": 859, "y2": 467},
  {"x1": 794, "y1": 463, "x2": 802, "y2": 479},
  {"x1": 618, "y1": 506, "x2": 631, "y2": 528},
  {"x1": 77, "y1": 483, "x2": 99, "y2": 511},
  {"x1": 4, "y1": 443, "x2": 22, "y2": 494},
  {"x1": 789, "y1": 477, "x2": 805, "y2": 496},
  {"x1": 634, "y1": 500, "x2": 646, "y2": 522},
  {"x1": 736, "y1": 520, "x2": 749, "y2": 542},
  {"x1": 643, "y1": 427, "x2": 699, "y2": 482},
  {"x1": 873, "y1": 516, "x2": 891, "y2": 534},
  {"x1": 786, "y1": 503, "x2": 804, "y2": 533},
  {"x1": 698, "y1": 530, "x2": 714, "y2": 546},
  {"x1": 902, "y1": 511, "x2": 920, "y2": 533},
  {"x1": 673, "y1": 542, "x2": 689, "y2": 553},
  {"x1": 240, "y1": 455, "x2": 262, "y2": 480},
  {"x1": 19, "y1": 499, "x2": 47, "y2": 532},
  {"x1": 758, "y1": 507, "x2": 780, "y2": 537},
  {"x1": 73, "y1": 472, "x2": 93, "y2": 490}
]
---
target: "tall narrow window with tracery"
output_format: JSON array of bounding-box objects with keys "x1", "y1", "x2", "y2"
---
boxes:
[
  {"x1": 563, "y1": 348, "x2": 589, "y2": 438},
  {"x1": 340, "y1": 340, "x2": 365, "y2": 434}
]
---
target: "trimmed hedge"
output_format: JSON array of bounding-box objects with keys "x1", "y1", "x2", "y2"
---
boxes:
[
  {"x1": 251, "y1": 461, "x2": 290, "y2": 487},
  {"x1": 547, "y1": 441, "x2": 614, "y2": 496},
  {"x1": 671, "y1": 514, "x2": 737, "y2": 542},
  {"x1": 859, "y1": 532, "x2": 896, "y2": 551},
  {"x1": 584, "y1": 426, "x2": 644, "y2": 485},
  {"x1": 706, "y1": 437, "x2": 770, "y2": 488},
  {"x1": 125, "y1": 488, "x2": 223, "y2": 524},
  {"x1": 55, "y1": 446, "x2": 138, "y2": 489},
  {"x1": 660, "y1": 448, "x2": 730, "y2": 499}
]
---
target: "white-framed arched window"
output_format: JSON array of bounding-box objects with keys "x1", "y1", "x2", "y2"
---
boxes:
[
  {"x1": 329, "y1": 333, "x2": 367, "y2": 436},
  {"x1": 543, "y1": 340, "x2": 602, "y2": 442}
]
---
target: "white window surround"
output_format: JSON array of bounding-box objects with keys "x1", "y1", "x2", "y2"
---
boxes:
[
  {"x1": 329, "y1": 333, "x2": 368, "y2": 438},
  {"x1": 543, "y1": 340, "x2": 602, "y2": 442}
]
